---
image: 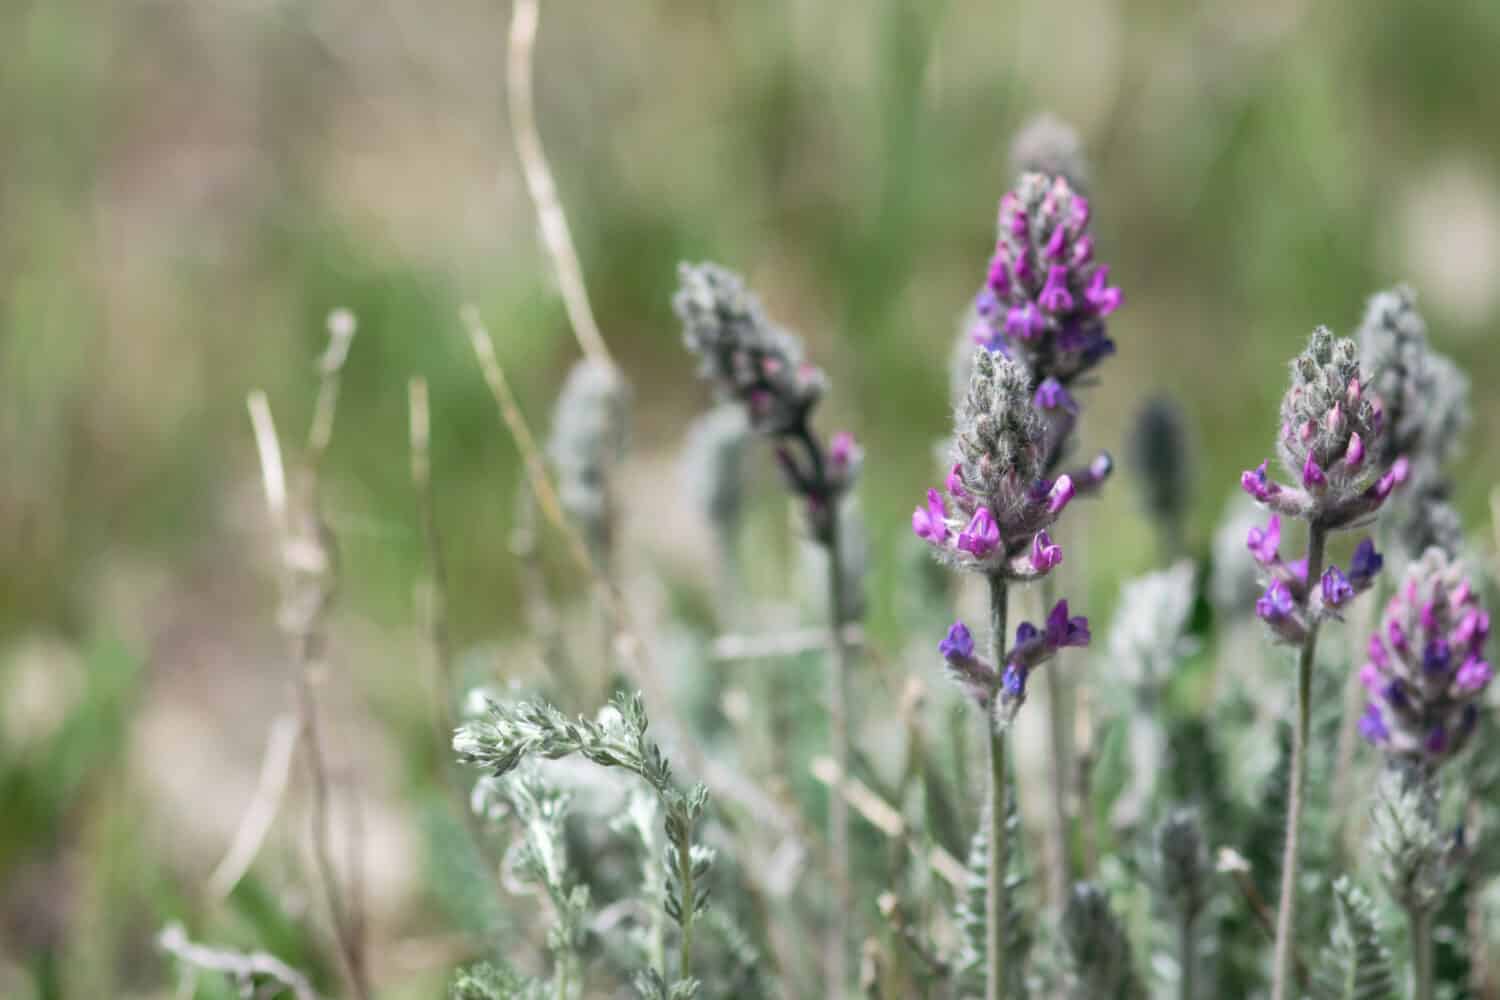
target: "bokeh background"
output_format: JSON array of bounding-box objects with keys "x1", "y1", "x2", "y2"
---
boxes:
[{"x1": 3, "y1": 0, "x2": 1499, "y2": 996}]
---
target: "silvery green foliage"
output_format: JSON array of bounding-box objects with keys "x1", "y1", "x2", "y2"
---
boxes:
[
  {"x1": 548, "y1": 359, "x2": 631, "y2": 548},
  {"x1": 454, "y1": 693, "x2": 711, "y2": 994},
  {"x1": 1109, "y1": 561, "x2": 1197, "y2": 688},
  {"x1": 1311, "y1": 877, "x2": 1396, "y2": 1000},
  {"x1": 954, "y1": 798, "x2": 1032, "y2": 996},
  {"x1": 1370, "y1": 768, "x2": 1446, "y2": 915},
  {"x1": 450, "y1": 961, "x2": 547, "y2": 1000},
  {"x1": 1211, "y1": 494, "x2": 1268, "y2": 613},
  {"x1": 633, "y1": 969, "x2": 701, "y2": 999},
  {"x1": 1060, "y1": 883, "x2": 1141, "y2": 999},
  {"x1": 1010, "y1": 112, "x2": 1090, "y2": 192},
  {"x1": 1156, "y1": 809, "x2": 1210, "y2": 924},
  {"x1": 681, "y1": 405, "x2": 751, "y2": 537},
  {"x1": 1108, "y1": 562, "x2": 1196, "y2": 822},
  {"x1": 1128, "y1": 396, "x2": 1193, "y2": 541}
]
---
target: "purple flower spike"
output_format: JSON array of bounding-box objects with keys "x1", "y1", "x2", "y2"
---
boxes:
[
  {"x1": 1034, "y1": 377, "x2": 1078, "y2": 414},
  {"x1": 1256, "y1": 580, "x2": 1295, "y2": 622},
  {"x1": 1322, "y1": 565, "x2": 1355, "y2": 608},
  {"x1": 956, "y1": 506, "x2": 1001, "y2": 557},
  {"x1": 1241, "y1": 461, "x2": 1279, "y2": 502},
  {"x1": 1246, "y1": 514, "x2": 1282, "y2": 565},
  {"x1": 1348, "y1": 539, "x2": 1383, "y2": 589},
  {"x1": 939, "y1": 621, "x2": 975, "y2": 663},
  {"x1": 1047, "y1": 474, "x2": 1076, "y2": 514},
  {"x1": 1004, "y1": 303, "x2": 1045, "y2": 340},
  {"x1": 1085, "y1": 267, "x2": 1122, "y2": 315},
  {"x1": 912, "y1": 489, "x2": 949, "y2": 544},
  {"x1": 1039, "y1": 266, "x2": 1075, "y2": 313},
  {"x1": 1030, "y1": 530, "x2": 1063, "y2": 572},
  {"x1": 1456, "y1": 656, "x2": 1492, "y2": 693},
  {"x1": 1302, "y1": 452, "x2": 1327, "y2": 489},
  {"x1": 1344, "y1": 431, "x2": 1365, "y2": 470},
  {"x1": 1358, "y1": 704, "x2": 1389, "y2": 744}
]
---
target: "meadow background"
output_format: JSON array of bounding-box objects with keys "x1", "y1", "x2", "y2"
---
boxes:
[{"x1": 3, "y1": 0, "x2": 1499, "y2": 996}]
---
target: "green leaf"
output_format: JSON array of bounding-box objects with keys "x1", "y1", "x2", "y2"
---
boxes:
[{"x1": 1310, "y1": 876, "x2": 1396, "y2": 1000}]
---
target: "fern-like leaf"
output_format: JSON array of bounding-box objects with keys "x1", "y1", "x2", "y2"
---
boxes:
[{"x1": 1310, "y1": 876, "x2": 1395, "y2": 1000}]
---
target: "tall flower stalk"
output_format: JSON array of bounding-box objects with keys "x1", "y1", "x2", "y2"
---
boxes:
[
  {"x1": 674, "y1": 262, "x2": 861, "y2": 994},
  {"x1": 1358, "y1": 547, "x2": 1491, "y2": 1000},
  {"x1": 1238, "y1": 327, "x2": 1407, "y2": 999},
  {"x1": 960, "y1": 168, "x2": 1119, "y2": 900},
  {"x1": 918, "y1": 348, "x2": 1092, "y2": 998}
]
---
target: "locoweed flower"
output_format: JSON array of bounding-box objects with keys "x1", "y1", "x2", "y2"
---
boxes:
[
  {"x1": 1244, "y1": 512, "x2": 1381, "y2": 640},
  {"x1": 971, "y1": 173, "x2": 1121, "y2": 387},
  {"x1": 913, "y1": 350, "x2": 1077, "y2": 578},
  {"x1": 1241, "y1": 327, "x2": 1408, "y2": 530},
  {"x1": 940, "y1": 599, "x2": 1091, "y2": 727},
  {"x1": 1358, "y1": 547, "x2": 1491, "y2": 767},
  {"x1": 676, "y1": 262, "x2": 856, "y2": 545}
]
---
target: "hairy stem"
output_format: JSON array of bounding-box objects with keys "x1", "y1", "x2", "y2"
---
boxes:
[
  {"x1": 1041, "y1": 569, "x2": 1073, "y2": 903},
  {"x1": 825, "y1": 510, "x2": 853, "y2": 996},
  {"x1": 986, "y1": 573, "x2": 1010, "y2": 1000},
  {"x1": 1410, "y1": 905, "x2": 1434, "y2": 1000},
  {"x1": 678, "y1": 828, "x2": 696, "y2": 983},
  {"x1": 1271, "y1": 522, "x2": 1326, "y2": 1000}
]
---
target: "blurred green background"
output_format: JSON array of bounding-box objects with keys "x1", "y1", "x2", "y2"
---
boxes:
[{"x1": 2, "y1": 0, "x2": 1498, "y2": 996}]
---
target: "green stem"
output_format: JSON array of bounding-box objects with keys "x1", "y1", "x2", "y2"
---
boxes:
[
  {"x1": 825, "y1": 511, "x2": 853, "y2": 996},
  {"x1": 679, "y1": 834, "x2": 696, "y2": 983},
  {"x1": 986, "y1": 574, "x2": 1010, "y2": 1000},
  {"x1": 1179, "y1": 913, "x2": 1196, "y2": 1000},
  {"x1": 1410, "y1": 905, "x2": 1434, "y2": 1000},
  {"x1": 1271, "y1": 522, "x2": 1326, "y2": 1000},
  {"x1": 1041, "y1": 570, "x2": 1073, "y2": 904}
]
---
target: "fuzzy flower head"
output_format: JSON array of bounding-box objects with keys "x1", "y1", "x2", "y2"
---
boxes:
[
  {"x1": 1359, "y1": 547, "x2": 1491, "y2": 767},
  {"x1": 1009, "y1": 112, "x2": 1090, "y2": 193},
  {"x1": 675, "y1": 262, "x2": 825, "y2": 435},
  {"x1": 913, "y1": 350, "x2": 1075, "y2": 577},
  {"x1": 971, "y1": 173, "x2": 1121, "y2": 384},
  {"x1": 1242, "y1": 327, "x2": 1408, "y2": 530},
  {"x1": 548, "y1": 360, "x2": 631, "y2": 547}
]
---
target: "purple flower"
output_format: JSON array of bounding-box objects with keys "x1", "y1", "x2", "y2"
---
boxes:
[
  {"x1": 1047, "y1": 474, "x2": 1076, "y2": 514},
  {"x1": 939, "y1": 621, "x2": 975, "y2": 663},
  {"x1": 1455, "y1": 656, "x2": 1492, "y2": 693},
  {"x1": 1358, "y1": 704, "x2": 1389, "y2": 744},
  {"x1": 1454, "y1": 610, "x2": 1490, "y2": 652},
  {"x1": 1371, "y1": 456, "x2": 1410, "y2": 501},
  {"x1": 1344, "y1": 431, "x2": 1365, "y2": 470},
  {"x1": 1368, "y1": 633, "x2": 1389, "y2": 668},
  {"x1": 956, "y1": 507, "x2": 1001, "y2": 557},
  {"x1": 1030, "y1": 530, "x2": 1063, "y2": 572},
  {"x1": 1016, "y1": 621, "x2": 1039, "y2": 646},
  {"x1": 1084, "y1": 267, "x2": 1122, "y2": 315},
  {"x1": 1034, "y1": 377, "x2": 1078, "y2": 414},
  {"x1": 1246, "y1": 514, "x2": 1281, "y2": 565},
  {"x1": 912, "y1": 489, "x2": 949, "y2": 544},
  {"x1": 1071, "y1": 236, "x2": 1093, "y2": 266},
  {"x1": 1043, "y1": 225, "x2": 1067, "y2": 261},
  {"x1": 987, "y1": 254, "x2": 1012, "y2": 296},
  {"x1": 1039, "y1": 266, "x2": 1074, "y2": 313},
  {"x1": 1241, "y1": 460, "x2": 1279, "y2": 502},
  {"x1": 1321, "y1": 565, "x2": 1355, "y2": 609},
  {"x1": 1002, "y1": 664, "x2": 1027, "y2": 699},
  {"x1": 1004, "y1": 303, "x2": 1045, "y2": 340},
  {"x1": 1425, "y1": 725, "x2": 1448, "y2": 755},
  {"x1": 1359, "y1": 662, "x2": 1381, "y2": 691},
  {"x1": 1045, "y1": 599, "x2": 1091, "y2": 648},
  {"x1": 1348, "y1": 539, "x2": 1383, "y2": 590},
  {"x1": 1256, "y1": 580, "x2": 1295, "y2": 622},
  {"x1": 1423, "y1": 639, "x2": 1452, "y2": 675},
  {"x1": 1302, "y1": 453, "x2": 1326, "y2": 489}
]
